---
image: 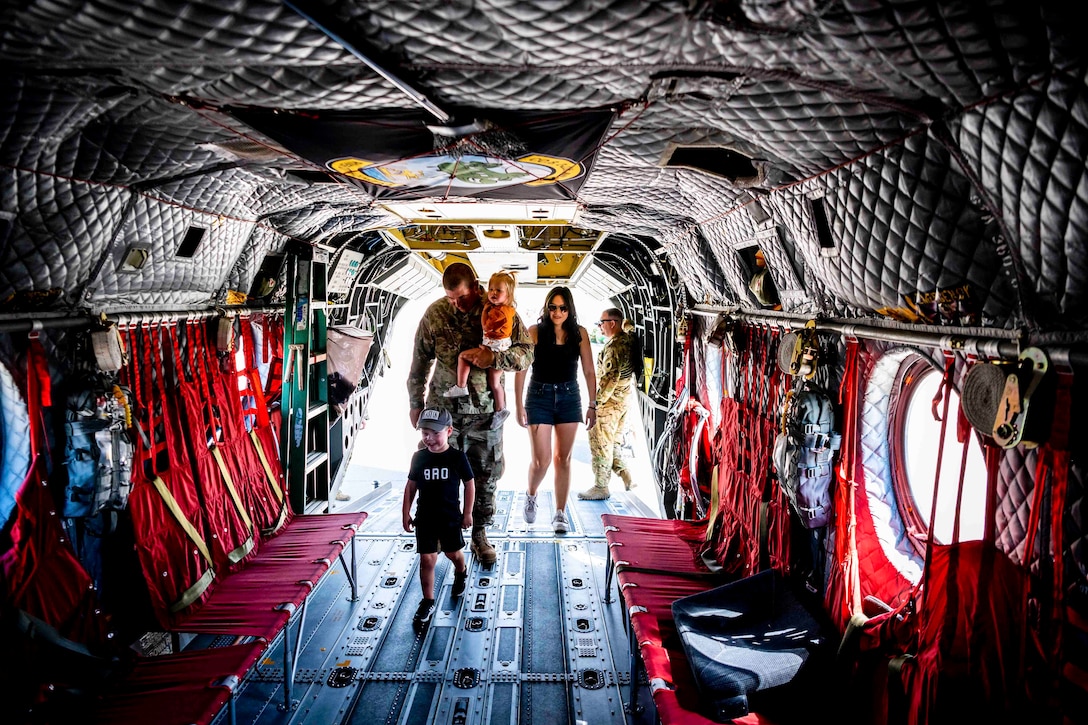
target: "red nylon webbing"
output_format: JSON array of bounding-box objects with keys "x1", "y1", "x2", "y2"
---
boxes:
[
  {"x1": 240, "y1": 317, "x2": 270, "y2": 430},
  {"x1": 197, "y1": 319, "x2": 282, "y2": 538},
  {"x1": 920, "y1": 354, "x2": 956, "y2": 600},
  {"x1": 260, "y1": 512, "x2": 365, "y2": 540},
  {"x1": 174, "y1": 321, "x2": 256, "y2": 573},
  {"x1": 712, "y1": 324, "x2": 784, "y2": 579},
  {"x1": 126, "y1": 323, "x2": 216, "y2": 627},
  {"x1": 235, "y1": 316, "x2": 288, "y2": 534},
  {"x1": 1048, "y1": 365, "x2": 1073, "y2": 667},
  {"x1": 262, "y1": 315, "x2": 285, "y2": 403},
  {"x1": 653, "y1": 684, "x2": 771, "y2": 725},
  {"x1": 901, "y1": 541, "x2": 1030, "y2": 724},
  {"x1": 826, "y1": 338, "x2": 863, "y2": 625},
  {"x1": 0, "y1": 339, "x2": 104, "y2": 649}
]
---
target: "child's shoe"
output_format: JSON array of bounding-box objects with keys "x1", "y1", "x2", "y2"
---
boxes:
[
  {"x1": 451, "y1": 569, "x2": 468, "y2": 598},
  {"x1": 443, "y1": 385, "x2": 469, "y2": 398},
  {"x1": 413, "y1": 598, "x2": 436, "y2": 632},
  {"x1": 490, "y1": 408, "x2": 510, "y2": 429}
]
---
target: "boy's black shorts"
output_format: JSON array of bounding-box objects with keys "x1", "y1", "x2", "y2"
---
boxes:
[{"x1": 414, "y1": 519, "x2": 465, "y2": 555}]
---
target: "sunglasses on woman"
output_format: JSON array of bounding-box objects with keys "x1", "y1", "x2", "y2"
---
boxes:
[{"x1": 547, "y1": 304, "x2": 568, "y2": 312}]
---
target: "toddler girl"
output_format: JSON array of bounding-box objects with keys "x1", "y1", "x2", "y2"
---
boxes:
[{"x1": 445, "y1": 271, "x2": 520, "y2": 429}]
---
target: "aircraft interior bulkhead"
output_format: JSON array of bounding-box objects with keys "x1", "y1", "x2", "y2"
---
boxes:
[{"x1": 1, "y1": 1, "x2": 1087, "y2": 724}]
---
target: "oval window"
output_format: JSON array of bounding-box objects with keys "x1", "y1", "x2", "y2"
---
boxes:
[{"x1": 891, "y1": 359, "x2": 988, "y2": 548}]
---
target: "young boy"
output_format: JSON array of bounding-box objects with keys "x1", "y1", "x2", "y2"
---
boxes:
[{"x1": 402, "y1": 407, "x2": 475, "y2": 632}]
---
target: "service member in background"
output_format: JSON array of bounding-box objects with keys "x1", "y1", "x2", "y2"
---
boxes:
[
  {"x1": 579, "y1": 309, "x2": 635, "y2": 500},
  {"x1": 408, "y1": 263, "x2": 533, "y2": 565}
]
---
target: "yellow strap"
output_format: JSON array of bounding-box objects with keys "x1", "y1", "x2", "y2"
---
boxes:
[
  {"x1": 250, "y1": 429, "x2": 288, "y2": 536},
  {"x1": 211, "y1": 445, "x2": 253, "y2": 532},
  {"x1": 250, "y1": 430, "x2": 283, "y2": 504},
  {"x1": 262, "y1": 504, "x2": 288, "y2": 538},
  {"x1": 705, "y1": 465, "x2": 721, "y2": 543},
  {"x1": 150, "y1": 475, "x2": 213, "y2": 566},
  {"x1": 227, "y1": 535, "x2": 255, "y2": 564},
  {"x1": 168, "y1": 568, "x2": 215, "y2": 613}
]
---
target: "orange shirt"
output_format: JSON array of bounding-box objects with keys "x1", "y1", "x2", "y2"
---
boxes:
[{"x1": 482, "y1": 302, "x2": 515, "y2": 340}]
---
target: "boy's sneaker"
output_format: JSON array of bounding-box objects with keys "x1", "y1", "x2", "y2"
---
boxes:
[
  {"x1": 443, "y1": 384, "x2": 469, "y2": 398},
  {"x1": 524, "y1": 493, "x2": 538, "y2": 524},
  {"x1": 451, "y1": 569, "x2": 468, "y2": 598},
  {"x1": 413, "y1": 598, "x2": 436, "y2": 632},
  {"x1": 552, "y1": 509, "x2": 569, "y2": 534},
  {"x1": 489, "y1": 408, "x2": 510, "y2": 430}
]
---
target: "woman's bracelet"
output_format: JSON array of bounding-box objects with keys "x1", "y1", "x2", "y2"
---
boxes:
[{"x1": 588, "y1": 404, "x2": 597, "y2": 409}]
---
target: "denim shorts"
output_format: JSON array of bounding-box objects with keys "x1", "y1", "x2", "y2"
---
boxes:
[{"x1": 525, "y1": 380, "x2": 583, "y2": 426}]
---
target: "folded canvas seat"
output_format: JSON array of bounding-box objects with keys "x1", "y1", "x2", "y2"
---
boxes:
[
  {"x1": 651, "y1": 659, "x2": 773, "y2": 725},
  {"x1": 601, "y1": 513, "x2": 710, "y2": 540},
  {"x1": 166, "y1": 511, "x2": 367, "y2": 713},
  {"x1": 602, "y1": 514, "x2": 718, "y2": 602},
  {"x1": 259, "y1": 512, "x2": 364, "y2": 547},
  {"x1": 648, "y1": 640, "x2": 777, "y2": 725},
  {"x1": 172, "y1": 512, "x2": 367, "y2": 638},
  {"x1": 607, "y1": 529, "x2": 718, "y2": 575},
  {"x1": 671, "y1": 570, "x2": 834, "y2": 722},
  {"x1": 614, "y1": 568, "x2": 719, "y2": 715},
  {"x1": 618, "y1": 569, "x2": 719, "y2": 645},
  {"x1": 91, "y1": 642, "x2": 265, "y2": 725}
]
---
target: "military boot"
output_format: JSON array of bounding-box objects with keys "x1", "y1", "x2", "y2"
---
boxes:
[
  {"x1": 470, "y1": 527, "x2": 497, "y2": 566},
  {"x1": 618, "y1": 470, "x2": 635, "y2": 491},
  {"x1": 578, "y1": 486, "x2": 611, "y2": 501}
]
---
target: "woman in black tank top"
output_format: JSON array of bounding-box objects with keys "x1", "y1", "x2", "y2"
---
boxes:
[{"x1": 514, "y1": 287, "x2": 597, "y2": 534}]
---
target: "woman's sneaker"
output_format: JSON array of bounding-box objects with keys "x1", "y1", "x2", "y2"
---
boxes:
[
  {"x1": 413, "y1": 598, "x2": 436, "y2": 632},
  {"x1": 552, "y1": 509, "x2": 569, "y2": 534},
  {"x1": 524, "y1": 493, "x2": 538, "y2": 523}
]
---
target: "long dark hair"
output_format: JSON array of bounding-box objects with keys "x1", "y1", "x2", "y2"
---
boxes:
[{"x1": 536, "y1": 286, "x2": 581, "y2": 345}]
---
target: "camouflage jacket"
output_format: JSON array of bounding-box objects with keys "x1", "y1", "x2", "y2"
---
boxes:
[
  {"x1": 408, "y1": 287, "x2": 533, "y2": 415},
  {"x1": 596, "y1": 331, "x2": 634, "y2": 406}
]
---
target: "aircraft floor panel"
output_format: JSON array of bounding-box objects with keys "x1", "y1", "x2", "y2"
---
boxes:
[{"x1": 219, "y1": 482, "x2": 660, "y2": 724}]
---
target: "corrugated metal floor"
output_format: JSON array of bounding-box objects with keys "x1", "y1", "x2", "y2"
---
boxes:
[{"x1": 215, "y1": 485, "x2": 662, "y2": 725}]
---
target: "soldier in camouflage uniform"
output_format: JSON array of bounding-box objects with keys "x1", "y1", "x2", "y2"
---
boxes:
[
  {"x1": 408, "y1": 263, "x2": 533, "y2": 565},
  {"x1": 579, "y1": 309, "x2": 634, "y2": 500}
]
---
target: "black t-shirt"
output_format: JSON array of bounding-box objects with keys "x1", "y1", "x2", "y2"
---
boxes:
[{"x1": 408, "y1": 447, "x2": 474, "y2": 524}]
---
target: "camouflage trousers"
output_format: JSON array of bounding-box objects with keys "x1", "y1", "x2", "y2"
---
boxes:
[
  {"x1": 451, "y1": 412, "x2": 504, "y2": 530},
  {"x1": 588, "y1": 395, "x2": 631, "y2": 491}
]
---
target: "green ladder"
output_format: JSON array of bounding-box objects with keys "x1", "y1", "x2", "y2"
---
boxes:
[{"x1": 281, "y1": 249, "x2": 331, "y2": 514}]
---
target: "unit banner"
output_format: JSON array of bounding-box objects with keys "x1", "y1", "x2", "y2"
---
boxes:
[{"x1": 231, "y1": 107, "x2": 616, "y2": 200}]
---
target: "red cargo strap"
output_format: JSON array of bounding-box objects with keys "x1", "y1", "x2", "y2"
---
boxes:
[{"x1": 2, "y1": 337, "x2": 104, "y2": 646}]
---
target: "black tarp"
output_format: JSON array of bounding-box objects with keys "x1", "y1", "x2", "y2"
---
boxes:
[{"x1": 230, "y1": 107, "x2": 616, "y2": 200}]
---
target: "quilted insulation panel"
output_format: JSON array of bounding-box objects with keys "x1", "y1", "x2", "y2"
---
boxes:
[
  {"x1": 0, "y1": 2, "x2": 1084, "y2": 705},
  {"x1": 0, "y1": 0, "x2": 1083, "y2": 333}
]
